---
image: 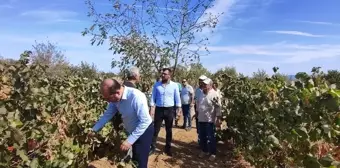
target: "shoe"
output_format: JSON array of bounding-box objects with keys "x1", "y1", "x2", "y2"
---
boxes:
[
  {"x1": 198, "y1": 151, "x2": 208, "y2": 158},
  {"x1": 185, "y1": 127, "x2": 191, "y2": 131},
  {"x1": 164, "y1": 151, "x2": 172, "y2": 156},
  {"x1": 209, "y1": 155, "x2": 216, "y2": 161},
  {"x1": 164, "y1": 148, "x2": 172, "y2": 157}
]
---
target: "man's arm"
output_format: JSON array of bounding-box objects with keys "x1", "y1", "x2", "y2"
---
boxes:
[
  {"x1": 92, "y1": 103, "x2": 118, "y2": 132},
  {"x1": 149, "y1": 83, "x2": 157, "y2": 107},
  {"x1": 126, "y1": 94, "x2": 152, "y2": 144},
  {"x1": 149, "y1": 84, "x2": 157, "y2": 116},
  {"x1": 189, "y1": 86, "x2": 194, "y2": 104},
  {"x1": 174, "y1": 84, "x2": 181, "y2": 107}
]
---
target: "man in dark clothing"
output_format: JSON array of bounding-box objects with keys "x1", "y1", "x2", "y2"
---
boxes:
[{"x1": 123, "y1": 67, "x2": 140, "y2": 88}]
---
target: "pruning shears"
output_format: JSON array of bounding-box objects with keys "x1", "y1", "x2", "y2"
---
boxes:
[{"x1": 121, "y1": 148, "x2": 133, "y2": 163}]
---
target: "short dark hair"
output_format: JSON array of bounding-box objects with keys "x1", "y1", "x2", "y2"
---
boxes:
[{"x1": 162, "y1": 67, "x2": 172, "y2": 74}]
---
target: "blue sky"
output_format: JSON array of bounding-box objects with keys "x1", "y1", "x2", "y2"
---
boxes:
[{"x1": 0, "y1": 0, "x2": 339, "y2": 76}]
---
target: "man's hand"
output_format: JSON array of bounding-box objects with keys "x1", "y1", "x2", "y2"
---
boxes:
[
  {"x1": 87, "y1": 128, "x2": 95, "y2": 137},
  {"x1": 86, "y1": 128, "x2": 96, "y2": 142},
  {"x1": 120, "y1": 140, "x2": 132, "y2": 151},
  {"x1": 215, "y1": 118, "x2": 222, "y2": 130},
  {"x1": 149, "y1": 106, "x2": 155, "y2": 118},
  {"x1": 192, "y1": 113, "x2": 197, "y2": 121},
  {"x1": 176, "y1": 107, "x2": 181, "y2": 117}
]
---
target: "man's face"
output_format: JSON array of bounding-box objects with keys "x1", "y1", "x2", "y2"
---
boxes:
[
  {"x1": 182, "y1": 80, "x2": 187, "y2": 86},
  {"x1": 101, "y1": 87, "x2": 122, "y2": 102},
  {"x1": 199, "y1": 79, "x2": 204, "y2": 88},
  {"x1": 161, "y1": 70, "x2": 170, "y2": 81},
  {"x1": 135, "y1": 74, "x2": 141, "y2": 82},
  {"x1": 202, "y1": 83, "x2": 210, "y2": 93},
  {"x1": 213, "y1": 83, "x2": 217, "y2": 89}
]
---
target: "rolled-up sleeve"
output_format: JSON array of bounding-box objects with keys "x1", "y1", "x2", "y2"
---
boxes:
[
  {"x1": 127, "y1": 94, "x2": 152, "y2": 144},
  {"x1": 92, "y1": 103, "x2": 118, "y2": 132},
  {"x1": 149, "y1": 84, "x2": 157, "y2": 107},
  {"x1": 174, "y1": 84, "x2": 181, "y2": 107}
]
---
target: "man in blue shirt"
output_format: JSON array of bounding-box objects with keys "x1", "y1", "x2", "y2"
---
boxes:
[
  {"x1": 180, "y1": 79, "x2": 194, "y2": 131},
  {"x1": 149, "y1": 68, "x2": 181, "y2": 156},
  {"x1": 90, "y1": 79, "x2": 153, "y2": 168}
]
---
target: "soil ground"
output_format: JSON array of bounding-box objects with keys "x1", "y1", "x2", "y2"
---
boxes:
[{"x1": 147, "y1": 117, "x2": 252, "y2": 168}]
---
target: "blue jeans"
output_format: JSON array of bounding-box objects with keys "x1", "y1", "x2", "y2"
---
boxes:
[
  {"x1": 181, "y1": 104, "x2": 191, "y2": 128},
  {"x1": 198, "y1": 122, "x2": 216, "y2": 155}
]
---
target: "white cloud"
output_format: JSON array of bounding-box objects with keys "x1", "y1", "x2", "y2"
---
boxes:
[
  {"x1": 0, "y1": 32, "x2": 116, "y2": 72},
  {"x1": 204, "y1": 55, "x2": 340, "y2": 76},
  {"x1": 197, "y1": 0, "x2": 239, "y2": 38},
  {"x1": 197, "y1": 0, "x2": 275, "y2": 44},
  {"x1": 265, "y1": 30, "x2": 325, "y2": 37},
  {"x1": 203, "y1": 42, "x2": 340, "y2": 64},
  {"x1": 20, "y1": 10, "x2": 80, "y2": 23},
  {"x1": 294, "y1": 20, "x2": 340, "y2": 26}
]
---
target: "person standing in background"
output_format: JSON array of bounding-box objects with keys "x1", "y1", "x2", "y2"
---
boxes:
[
  {"x1": 180, "y1": 79, "x2": 194, "y2": 131},
  {"x1": 116, "y1": 67, "x2": 141, "y2": 160},
  {"x1": 123, "y1": 67, "x2": 141, "y2": 88},
  {"x1": 149, "y1": 68, "x2": 181, "y2": 156},
  {"x1": 173, "y1": 81, "x2": 182, "y2": 127},
  {"x1": 196, "y1": 78, "x2": 222, "y2": 161},
  {"x1": 194, "y1": 75, "x2": 208, "y2": 145},
  {"x1": 212, "y1": 81, "x2": 222, "y2": 99}
]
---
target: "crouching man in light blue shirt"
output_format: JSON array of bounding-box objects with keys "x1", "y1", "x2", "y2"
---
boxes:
[{"x1": 91, "y1": 79, "x2": 153, "y2": 168}]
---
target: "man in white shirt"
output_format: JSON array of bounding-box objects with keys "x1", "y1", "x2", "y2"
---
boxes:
[
  {"x1": 194, "y1": 75, "x2": 207, "y2": 144},
  {"x1": 180, "y1": 79, "x2": 194, "y2": 131},
  {"x1": 195, "y1": 78, "x2": 222, "y2": 161}
]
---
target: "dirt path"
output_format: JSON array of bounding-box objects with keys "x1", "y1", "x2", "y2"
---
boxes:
[{"x1": 147, "y1": 119, "x2": 252, "y2": 168}]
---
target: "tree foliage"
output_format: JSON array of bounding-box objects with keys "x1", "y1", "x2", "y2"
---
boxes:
[
  {"x1": 31, "y1": 41, "x2": 70, "y2": 78},
  {"x1": 217, "y1": 67, "x2": 340, "y2": 167},
  {"x1": 2, "y1": 48, "x2": 340, "y2": 167},
  {"x1": 82, "y1": 0, "x2": 222, "y2": 79},
  {"x1": 325, "y1": 70, "x2": 340, "y2": 89},
  {"x1": 0, "y1": 51, "x2": 130, "y2": 167}
]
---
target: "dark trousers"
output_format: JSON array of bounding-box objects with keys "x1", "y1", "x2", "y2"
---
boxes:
[
  {"x1": 173, "y1": 106, "x2": 179, "y2": 126},
  {"x1": 182, "y1": 104, "x2": 191, "y2": 128},
  {"x1": 132, "y1": 123, "x2": 154, "y2": 168},
  {"x1": 198, "y1": 122, "x2": 216, "y2": 155},
  {"x1": 152, "y1": 106, "x2": 174, "y2": 150},
  {"x1": 195, "y1": 105, "x2": 200, "y2": 143}
]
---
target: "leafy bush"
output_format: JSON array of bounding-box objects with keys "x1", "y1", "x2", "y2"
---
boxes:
[
  {"x1": 0, "y1": 51, "x2": 128, "y2": 167},
  {"x1": 218, "y1": 68, "x2": 340, "y2": 167}
]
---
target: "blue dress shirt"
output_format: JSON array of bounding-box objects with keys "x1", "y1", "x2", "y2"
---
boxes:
[
  {"x1": 92, "y1": 87, "x2": 152, "y2": 144},
  {"x1": 150, "y1": 81, "x2": 181, "y2": 107}
]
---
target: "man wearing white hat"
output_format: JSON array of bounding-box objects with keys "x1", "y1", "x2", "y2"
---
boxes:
[
  {"x1": 195, "y1": 78, "x2": 221, "y2": 161},
  {"x1": 193, "y1": 75, "x2": 208, "y2": 144}
]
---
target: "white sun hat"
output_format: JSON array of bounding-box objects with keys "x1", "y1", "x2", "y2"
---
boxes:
[{"x1": 199, "y1": 75, "x2": 207, "y2": 80}]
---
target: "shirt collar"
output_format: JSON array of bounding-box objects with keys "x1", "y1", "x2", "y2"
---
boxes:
[
  {"x1": 159, "y1": 80, "x2": 172, "y2": 85},
  {"x1": 121, "y1": 87, "x2": 129, "y2": 100}
]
